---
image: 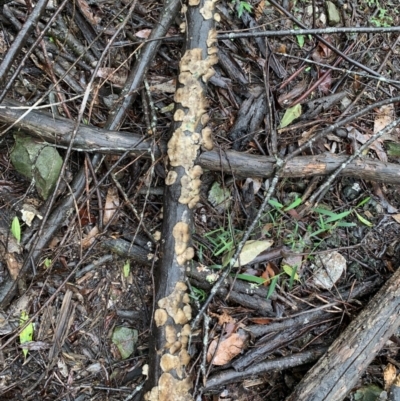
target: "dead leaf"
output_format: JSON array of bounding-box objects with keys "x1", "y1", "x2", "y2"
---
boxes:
[
  {"x1": 312, "y1": 38, "x2": 333, "y2": 63},
  {"x1": 347, "y1": 126, "x2": 387, "y2": 162},
  {"x1": 207, "y1": 330, "x2": 248, "y2": 365},
  {"x1": 209, "y1": 311, "x2": 235, "y2": 326},
  {"x1": 261, "y1": 262, "x2": 276, "y2": 286},
  {"x1": 77, "y1": 0, "x2": 102, "y2": 25},
  {"x1": 104, "y1": 187, "x2": 120, "y2": 225},
  {"x1": 223, "y1": 240, "x2": 274, "y2": 267},
  {"x1": 298, "y1": 125, "x2": 318, "y2": 146},
  {"x1": 278, "y1": 82, "x2": 307, "y2": 108},
  {"x1": 96, "y1": 68, "x2": 128, "y2": 88},
  {"x1": 81, "y1": 226, "x2": 99, "y2": 248},
  {"x1": 318, "y1": 70, "x2": 331, "y2": 94},
  {"x1": 384, "y1": 363, "x2": 397, "y2": 390},
  {"x1": 5, "y1": 253, "x2": 21, "y2": 280},
  {"x1": 392, "y1": 214, "x2": 400, "y2": 223},
  {"x1": 255, "y1": 0, "x2": 265, "y2": 20},
  {"x1": 374, "y1": 104, "x2": 395, "y2": 141},
  {"x1": 249, "y1": 317, "x2": 271, "y2": 325},
  {"x1": 135, "y1": 29, "x2": 152, "y2": 39}
]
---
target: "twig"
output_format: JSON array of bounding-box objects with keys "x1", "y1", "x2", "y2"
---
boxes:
[
  {"x1": 307, "y1": 116, "x2": 400, "y2": 207},
  {"x1": 217, "y1": 25, "x2": 400, "y2": 40},
  {"x1": 266, "y1": 0, "x2": 400, "y2": 90},
  {"x1": 0, "y1": 0, "x2": 51, "y2": 86}
]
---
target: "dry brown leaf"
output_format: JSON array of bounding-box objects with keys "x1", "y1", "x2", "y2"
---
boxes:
[
  {"x1": 347, "y1": 127, "x2": 387, "y2": 162},
  {"x1": 249, "y1": 317, "x2": 272, "y2": 325},
  {"x1": 384, "y1": 363, "x2": 397, "y2": 390},
  {"x1": 81, "y1": 226, "x2": 99, "y2": 248},
  {"x1": 135, "y1": 29, "x2": 152, "y2": 39},
  {"x1": 255, "y1": 0, "x2": 265, "y2": 20},
  {"x1": 261, "y1": 262, "x2": 276, "y2": 286},
  {"x1": 318, "y1": 70, "x2": 331, "y2": 94},
  {"x1": 392, "y1": 214, "x2": 400, "y2": 224},
  {"x1": 77, "y1": 0, "x2": 102, "y2": 25},
  {"x1": 374, "y1": 104, "x2": 395, "y2": 140},
  {"x1": 96, "y1": 68, "x2": 128, "y2": 88},
  {"x1": 207, "y1": 330, "x2": 248, "y2": 365},
  {"x1": 209, "y1": 311, "x2": 235, "y2": 326},
  {"x1": 104, "y1": 187, "x2": 120, "y2": 225},
  {"x1": 298, "y1": 125, "x2": 318, "y2": 146},
  {"x1": 5, "y1": 253, "x2": 21, "y2": 280},
  {"x1": 278, "y1": 81, "x2": 307, "y2": 108}
]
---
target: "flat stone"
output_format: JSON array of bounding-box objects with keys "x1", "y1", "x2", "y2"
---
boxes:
[
  {"x1": 326, "y1": 1, "x2": 341, "y2": 26},
  {"x1": 312, "y1": 251, "x2": 346, "y2": 289}
]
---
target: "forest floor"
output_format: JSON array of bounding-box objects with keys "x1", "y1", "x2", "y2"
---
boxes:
[{"x1": 1, "y1": 0, "x2": 400, "y2": 400}]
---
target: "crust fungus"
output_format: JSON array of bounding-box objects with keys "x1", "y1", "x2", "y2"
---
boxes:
[
  {"x1": 165, "y1": 325, "x2": 177, "y2": 345},
  {"x1": 201, "y1": 127, "x2": 213, "y2": 150},
  {"x1": 169, "y1": 341, "x2": 182, "y2": 354},
  {"x1": 160, "y1": 354, "x2": 182, "y2": 375},
  {"x1": 144, "y1": 373, "x2": 192, "y2": 401},
  {"x1": 179, "y1": 166, "x2": 203, "y2": 208},
  {"x1": 172, "y1": 222, "x2": 190, "y2": 256},
  {"x1": 155, "y1": 309, "x2": 168, "y2": 327},
  {"x1": 200, "y1": 0, "x2": 218, "y2": 19},
  {"x1": 165, "y1": 171, "x2": 178, "y2": 186},
  {"x1": 146, "y1": 283, "x2": 193, "y2": 400}
]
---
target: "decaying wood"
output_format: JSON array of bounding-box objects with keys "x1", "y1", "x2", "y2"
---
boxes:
[
  {"x1": 204, "y1": 347, "x2": 328, "y2": 391},
  {"x1": 2, "y1": 99, "x2": 400, "y2": 184},
  {"x1": 285, "y1": 266, "x2": 400, "y2": 401},
  {"x1": 144, "y1": 1, "x2": 219, "y2": 399}
]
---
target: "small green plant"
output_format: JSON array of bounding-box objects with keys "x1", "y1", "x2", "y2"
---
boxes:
[
  {"x1": 232, "y1": 0, "x2": 252, "y2": 17},
  {"x1": 43, "y1": 258, "x2": 52, "y2": 268},
  {"x1": 203, "y1": 214, "x2": 239, "y2": 257},
  {"x1": 370, "y1": 9, "x2": 393, "y2": 27},
  {"x1": 365, "y1": 0, "x2": 393, "y2": 27},
  {"x1": 190, "y1": 286, "x2": 207, "y2": 302},
  {"x1": 122, "y1": 261, "x2": 130, "y2": 278},
  {"x1": 11, "y1": 216, "x2": 21, "y2": 243}
]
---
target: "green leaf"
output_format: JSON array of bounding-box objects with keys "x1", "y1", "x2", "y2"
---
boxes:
[
  {"x1": 123, "y1": 261, "x2": 130, "y2": 277},
  {"x1": 296, "y1": 34, "x2": 305, "y2": 48},
  {"x1": 336, "y1": 221, "x2": 357, "y2": 228},
  {"x1": 284, "y1": 197, "x2": 302, "y2": 211},
  {"x1": 235, "y1": 274, "x2": 267, "y2": 285},
  {"x1": 43, "y1": 258, "x2": 52, "y2": 268},
  {"x1": 19, "y1": 311, "x2": 34, "y2": 358},
  {"x1": 354, "y1": 211, "x2": 373, "y2": 227},
  {"x1": 267, "y1": 276, "x2": 279, "y2": 299},
  {"x1": 112, "y1": 327, "x2": 138, "y2": 359},
  {"x1": 279, "y1": 104, "x2": 302, "y2": 128},
  {"x1": 237, "y1": 1, "x2": 252, "y2": 17},
  {"x1": 313, "y1": 207, "x2": 337, "y2": 217},
  {"x1": 11, "y1": 216, "x2": 21, "y2": 243},
  {"x1": 269, "y1": 199, "x2": 284, "y2": 209},
  {"x1": 282, "y1": 264, "x2": 300, "y2": 284},
  {"x1": 325, "y1": 210, "x2": 351, "y2": 224},
  {"x1": 356, "y1": 197, "x2": 371, "y2": 207}
]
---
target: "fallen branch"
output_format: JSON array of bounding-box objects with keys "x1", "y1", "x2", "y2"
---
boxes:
[
  {"x1": 2, "y1": 99, "x2": 400, "y2": 184},
  {"x1": 285, "y1": 266, "x2": 400, "y2": 401},
  {"x1": 144, "y1": 0, "x2": 219, "y2": 399}
]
